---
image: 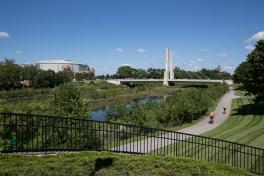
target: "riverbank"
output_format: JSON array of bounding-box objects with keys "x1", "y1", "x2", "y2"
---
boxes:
[
  {"x1": 0, "y1": 81, "x2": 179, "y2": 115},
  {"x1": 86, "y1": 85, "x2": 178, "y2": 109}
]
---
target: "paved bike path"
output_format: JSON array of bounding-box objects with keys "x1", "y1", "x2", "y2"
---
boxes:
[
  {"x1": 113, "y1": 89, "x2": 239, "y2": 153},
  {"x1": 177, "y1": 89, "x2": 238, "y2": 134}
]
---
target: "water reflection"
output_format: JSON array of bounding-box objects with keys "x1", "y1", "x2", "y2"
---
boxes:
[{"x1": 91, "y1": 96, "x2": 166, "y2": 121}]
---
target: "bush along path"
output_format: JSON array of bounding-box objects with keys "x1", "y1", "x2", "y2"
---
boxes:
[{"x1": 112, "y1": 88, "x2": 238, "y2": 153}]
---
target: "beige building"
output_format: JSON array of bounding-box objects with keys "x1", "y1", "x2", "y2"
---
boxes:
[{"x1": 36, "y1": 60, "x2": 95, "y2": 74}]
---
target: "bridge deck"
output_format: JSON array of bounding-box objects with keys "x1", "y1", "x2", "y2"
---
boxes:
[{"x1": 107, "y1": 79, "x2": 225, "y2": 85}]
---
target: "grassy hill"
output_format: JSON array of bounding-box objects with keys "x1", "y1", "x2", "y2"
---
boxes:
[
  {"x1": 0, "y1": 151, "x2": 253, "y2": 176},
  {"x1": 204, "y1": 97, "x2": 264, "y2": 148}
]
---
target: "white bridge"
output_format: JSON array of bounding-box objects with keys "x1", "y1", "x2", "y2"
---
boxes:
[
  {"x1": 107, "y1": 79, "x2": 232, "y2": 86},
  {"x1": 107, "y1": 48, "x2": 233, "y2": 86}
]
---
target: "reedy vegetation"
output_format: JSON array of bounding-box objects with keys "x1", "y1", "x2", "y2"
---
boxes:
[
  {"x1": 0, "y1": 80, "x2": 228, "y2": 129},
  {"x1": 105, "y1": 84, "x2": 229, "y2": 128}
]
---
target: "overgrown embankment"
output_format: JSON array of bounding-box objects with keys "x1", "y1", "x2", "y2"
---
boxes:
[
  {"x1": 0, "y1": 151, "x2": 253, "y2": 176},
  {"x1": 106, "y1": 84, "x2": 229, "y2": 128},
  {"x1": 0, "y1": 88, "x2": 53, "y2": 99},
  {"x1": 0, "y1": 81, "x2": 175, "y2": 115}
]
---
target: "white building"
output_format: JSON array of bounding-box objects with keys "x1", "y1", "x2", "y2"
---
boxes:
[{"x1": 36, "y1": 60, "x2": 94, "y2": 73}]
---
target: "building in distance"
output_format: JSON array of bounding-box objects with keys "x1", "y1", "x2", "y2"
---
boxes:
[
  {"x1": 36, "y1": 59, "x2": 95, "y2": 75},
  {"x1": 214, "y1": 65, "x2": 221, "y2": 73}
]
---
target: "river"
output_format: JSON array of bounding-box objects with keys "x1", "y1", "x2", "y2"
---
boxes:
[{"x1": 91, "y1": 96, "x2": 166, "y2": 121}]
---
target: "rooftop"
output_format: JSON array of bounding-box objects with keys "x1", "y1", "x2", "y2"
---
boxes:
[{"x1": 37, "y1": 60, "x2": 77, "y2": 64}]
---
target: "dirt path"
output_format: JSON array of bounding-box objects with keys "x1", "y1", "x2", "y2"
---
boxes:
[{"x1": 112, "y1": 89, "x2": 239, "y2": 153}]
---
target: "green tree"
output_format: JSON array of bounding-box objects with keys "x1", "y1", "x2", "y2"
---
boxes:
[
  {"x1": 117, "y1": 66, "x2": 135, "y2": 78},
  {"x1": 236, "y1": 40, "x2": 264, "y2": 103},
  {"x1": 50, "y1": 83, "x2": 90, "y2": 118},
  {"x1": 49, "y1": 84, "x2": 94, "y2": 148},
  {"x1": 0, "y1": 58, "x2": 21, "y2": 90},
  {"x1": 36, "y1": 70, "x2": 56, "y2": 87},
  {"x1": 54, "y1": 71, "x2": 73, "y2": 85},
  {"x1": 133, "y1": 69, "x2": 147, "y2": 79},
  {"x1": 21, "y1": 65, "x2": 39, "y2": 81},
  {"x1": 146, "y1": 68, "x2": 164, "y2": 79},
  {"x1": 232, "y1": 61, "x2": 250, "y2": 84},
  {"x1": 199, "y1": 68, "x2": 231, "y2": 80},
  {"x1": 75, "y1": 72, "x2": 93, "y2": 81}
]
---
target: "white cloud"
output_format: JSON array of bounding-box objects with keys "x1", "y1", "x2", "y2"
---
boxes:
[
  {"x1": 244, "y1": 31, "x2": 264, "y2": 51},
  {"x1": 122, "y1": 64, "x2": 132, "y2": 67},
  {"x1": 189, "y1": 60, "x2": 196, "y2": 64},
  {"x1": 224, "y1": 66, "x2": 234, "y2": 70},
  {"x1": 217, "y1": 53, "x2": 227, "y2": 57},
  {"x1": 245, "y1": 45, "x2": 255, "y2": 51},
  {"x1": 231, "y1": 52, "x2": 236, "y2": 56},
  {"x1": 137, "y1": 48, "x2": 146, "y2": 53},
  {"x1": 200, "y1": 48, "x2": 208, "y2": 52},
  {"x1": 196, "y1": 58, "x2": 203, "y2": 62},
  {"x1": 0, "y1": 31, "x2": 9, "y2": 38},
  {"x1": 15, "y1": 50, "x2": 23, "y2": 54},
  {"x1": 193, "y1": 66, "x2": 199, "y2": 70},
  {"x1": 247, "y1": 31, "x2": 264, "y2": 42},
  {"x1": 115, "y1": 48, "x2": 124, "y2": 53}
]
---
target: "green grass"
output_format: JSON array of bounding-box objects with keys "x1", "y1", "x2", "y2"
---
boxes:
[
  {"x1": 0, "y1": 87, "x2": 53, "y2": 99},
  {"x1": 234, "y1": 89, "x2": 250, "y2": 97},
  {"x1": 203, "y1": 98, "x2": 264, "y2": 148},
  {"x1": 0, "y1": 151, "x2": 253, "y2": 176},
  {"x1": 156, "y1": 97, "x2": 264, "y2": 152},
  {"x1": 151, "y1": 97, "x2": 264, "y2": 174}
]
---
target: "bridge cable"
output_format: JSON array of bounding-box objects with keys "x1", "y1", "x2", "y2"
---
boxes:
[
  {"x1": 197, "y1": 71, "x2": 210, "y2": 80},
  {"x1": 192, "y1": 72, "x2": 202, "y2": 79}
]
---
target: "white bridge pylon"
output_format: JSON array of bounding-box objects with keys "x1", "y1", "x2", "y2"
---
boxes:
[{"x1": 163, "y1": 48, "x2": 175, "y2": 86}]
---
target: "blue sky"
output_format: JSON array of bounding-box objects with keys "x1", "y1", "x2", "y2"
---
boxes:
[{"x1": 0, "y1": 0, "x2": 264, "y2": 75}]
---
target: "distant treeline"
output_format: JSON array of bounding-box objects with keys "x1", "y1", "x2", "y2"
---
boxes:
[
  {"x1": 0, "y1": 59, "x2": 94, "y2": 90},
  {"x1": 96, "y1": 66, "x2": 232, "y2": 80}
]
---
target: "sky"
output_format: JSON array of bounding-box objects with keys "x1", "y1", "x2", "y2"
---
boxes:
[{"x1": 0, "y1": 0, "x2": 264, "y2": 75}]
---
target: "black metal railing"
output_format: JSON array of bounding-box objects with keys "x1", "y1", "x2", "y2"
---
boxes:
[{"x1": 0, "y1": 113, "x2": 263, "y2": 175}]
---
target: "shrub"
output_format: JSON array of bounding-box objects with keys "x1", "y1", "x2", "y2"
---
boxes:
[
  {"x1": 50, "y1": 83, "x2": 90, "y2": 118},
  {"x1": 0, "y1": 151, "x2": 253, "y2": 176}
]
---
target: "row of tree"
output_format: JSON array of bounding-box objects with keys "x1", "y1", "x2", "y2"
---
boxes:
[
  {"x1": 96, "y1": 66, "x2": 232, "y2": 80},
  {"x1": 0, "y1": 59, "x2": 94, "y2": 90},
  {"x1": 233, "y1": 40, "x2": 264, "y2": 103}
]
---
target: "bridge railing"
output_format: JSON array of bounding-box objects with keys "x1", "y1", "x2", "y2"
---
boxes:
[{"x1": 0, "y1": 112, "x2": 263, "y2": 175}]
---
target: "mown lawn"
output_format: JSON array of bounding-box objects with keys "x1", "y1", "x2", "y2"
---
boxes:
[
  {"x1": 204, "y1": 98, "x2": 264, "y2": 148},
  {"x1": 0, "y1": 151, "x2": 253, "y2": 176},
  {"x1": 151, "y1": 97, "x2": 264, "y2": 175}
]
